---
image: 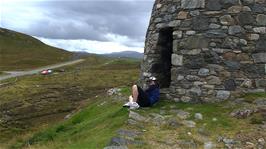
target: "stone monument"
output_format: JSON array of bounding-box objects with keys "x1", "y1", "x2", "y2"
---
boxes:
[{"x1": 141, "y1": 0, "x2": 266, "y2": 102}]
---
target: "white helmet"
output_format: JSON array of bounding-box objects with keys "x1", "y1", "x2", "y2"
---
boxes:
[{"x1": 149, "y1": 76, "x2": 157, "y2": 81}]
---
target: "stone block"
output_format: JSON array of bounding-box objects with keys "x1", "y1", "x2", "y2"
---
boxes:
[
  {"x1": 192, "y1": 16, "x2": 209, "y2": 31},
  {"x1": 228, "y1": 25, "x2": 244, "y2": 35},
  {"x1": 256, "y1": 14, "x2": 266, "y2": 26},
  {"x1": 252, "y1": 53, "x2": 266, "y2": 63},
  {"x1": 172, "y1": 54, "x2": 183, "y2": 66},
  {"x1": 198, "y1": 68, "x2": 210, "y2": 76},
  {"x1": 220, "y1": 15, "x2": 235, "y2": 25},
  {"x1": 216, "y1": 90, "x2": 231, "y2": 100},
  {"x1": 256, "y1": 79, "x2": 266, "y2": 88},
  {"x1": 181, "y1": 0, "x2": 205, "y2": 9},
  {"x1": 237, "y1": 12, "x2": 254, "y2": 25},
  {"x1": 206, "y1": 0, "x2": 222, "y2": 11}
]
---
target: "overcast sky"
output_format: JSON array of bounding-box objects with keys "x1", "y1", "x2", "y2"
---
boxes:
[{"x1": 0, "y1": 0, "x2": 154, "y2": 54}]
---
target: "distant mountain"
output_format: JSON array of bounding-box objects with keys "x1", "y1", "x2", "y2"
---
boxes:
[
  {"x1": 0, "y1": 27, "x2": 73, "y2": 71},
  {"x1": 103, "y1": 51, "x2": 143, "y2": 59}
]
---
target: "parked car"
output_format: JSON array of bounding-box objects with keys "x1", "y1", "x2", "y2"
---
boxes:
[{"x1": 41, "y1": 69, "x2": 53, "y2": 75}]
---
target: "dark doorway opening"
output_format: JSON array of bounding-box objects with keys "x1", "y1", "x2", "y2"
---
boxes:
[{"x1": 152, "y1": 28, "x2": 173, "y2": 88}]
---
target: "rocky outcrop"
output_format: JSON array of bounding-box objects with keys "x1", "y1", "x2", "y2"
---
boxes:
[{"x1": 141, "y1": 0, "x2": 266, "y2": 103}]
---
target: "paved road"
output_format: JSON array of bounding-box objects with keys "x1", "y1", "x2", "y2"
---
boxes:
[{"x1": 0, "y1": 59, "x2": 85, "y2": 81}]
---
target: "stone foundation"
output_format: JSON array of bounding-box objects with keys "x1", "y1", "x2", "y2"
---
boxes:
[{"x1": 141, "y1": 0, "x2": 266, "y2": 102}]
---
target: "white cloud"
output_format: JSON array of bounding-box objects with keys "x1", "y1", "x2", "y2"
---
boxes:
[{"x1": 36, "y1": 37, "x2": 144, "y2": 54}]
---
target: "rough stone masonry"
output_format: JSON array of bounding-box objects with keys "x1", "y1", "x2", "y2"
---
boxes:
[{"x1": 140, "y1": 0, "x2": 266, "y2": 103}]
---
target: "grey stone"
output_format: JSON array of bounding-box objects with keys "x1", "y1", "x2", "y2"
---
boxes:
[
  {"x1": 239, "y1": 39, "x2": 247, "y2": 45},
  {"x1": 242, "y1": 0, "x2": 255, "y2": 5},
  {"x1": 109, "y1": 137, "x2": 143, "y2": 146},
  {"x1": 182, "y1": 120, "x2": 196, "y2": 128},
  {"x1": 188, "y1": 87, "x2": 202, "y2": 96},
  {"x1": 181, "y1": 0, "x2": 205, "y2": 9},
  {"x1": 224, "y1": 61, "x2": 240, "y2": 70},
  {"x1": 185, "y1": 36, "x2": 209, "y2": 49},
  {"x1": 256, "y1": 79, "x2": 266, "y2": 88},
  {"x1": 253, "y1": 27, "x2": 266, "y2": 34},
  {"x1": 173, "y1": 31, "x2": 182, "y2": 39},
  {"x1": 253, "y1": 98, "x2": 266, "y2": 106},
  {"x1": 207, "y1": 76, "x2": 221, "y2": 85},
  {"x1": 186, "y1": 75, "x2": 200, "y2": 81},
  {"x1": 237, "y1": 12, "x2": 254, "y2": 25},
  {"x1": 204, "y1": 30, "x2": 227, "y2": 38},
  {"x1": 203, "y1": 51, "x2": 222, "y2": 64},
  {"x1": 176, "y1": 110, "x2": 191, "y2": 119},
  {"x1": 204, "y1": 142, "x2": 215, "y2": 149},
  {"x1": 228, "y1": 6, "x2": 243, "y2": 13},
  {"x1": 167, "y1": 118, "x2": 182, "y2": 128},
  {"x1": 209, "y1": 23, "x2": 221, "y2": 29},
  {"x1": 224, "y1": 79, "x2": 236, "y2": 91},
  {"x1": 228, "y1": 25, "x2": 244, "y2": 35},
  {"x1": 195, "y1": 113, "x2": 203, "y2": 120},
  {"x1": 256, "y1": 36, "x2": 266, "y2": 52},
  {"x1": 247, "y1": 34, "x2": 260, "y2": 41},
  {"x1": 251, "y1": 4, "x2": 265, "y2": 13},
  {"x1": 184, "y1": 56, "x2": 206, "y2": 69},
  {"x1": 230, "y1": 108, "x2": 255, "y2": 118},
  {"x1": 172, "y1": 54, "x2": 183, "y2": 66},
  {"x1": 256, "y1": 14, "x2": 266, "y2": 26},
  {"x1": 192, "y1": 16, "x2": 209, "y2": 31},
  {"x1": 181, "y1": 49, "x2": 201, "y2": 55},
  {"x1": 181, "y1": 96, "x2": 192, "y2": 102},
  {"x1": 221, "y1": 0, "x2": 240, "y2": 8},
  {"x1": 206, "y1": 0, "x2": 222, "y2": 11},
  {"x1": 186, "y1": 30, "x2": 196, "y2": 35},
  {"x1": 220, "y1": 15, "x2": 235, "y2": 25},
  {"x1": 117, "y1": 129, "x2": 141, "y2": 138},
  {"x1": 129, "y1": 111, "x2": 146, "y2": 122},
  {"x1": 252, "y1": 53, "x2": 266, "y2": 63},
  {"x1": 198, "y1": 68, "x2": 210, "y2": 76},
  {"x1": 104, "y1": 146, "x2": 128, "y2": 149},
  {"x1": 216, "y1": 90, "x2": 230, "y2": 100}
]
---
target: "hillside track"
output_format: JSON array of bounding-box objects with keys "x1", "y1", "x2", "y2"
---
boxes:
[{"x1": 0, "y1": 59, "x2": 85, "y2": 81}]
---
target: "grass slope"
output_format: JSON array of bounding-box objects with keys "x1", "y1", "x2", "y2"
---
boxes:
[
  {"x1": 0, "y1": 56, "x2": 140, "y2": 148},
  {"x1": 0, "y1": 28, "x2": 73, "y2": 71}
]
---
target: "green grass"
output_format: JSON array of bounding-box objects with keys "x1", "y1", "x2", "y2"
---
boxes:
[
  {"x1": 0, "y1": 56, "x2": 140, "y2": 148},
  {"x1": 0, "y1": 27, "x2": 73, "y2": 71},
  {"x1": 18, "y1": 98, "x2": 129, "y2": 149},
  {"x1": 242, "y1": 92, "x2": 266, "y2": 103}
]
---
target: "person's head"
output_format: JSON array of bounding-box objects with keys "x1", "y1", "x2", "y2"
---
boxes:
[{"x1": 147, "y1": 76, "x2": 157, "y2": 85}]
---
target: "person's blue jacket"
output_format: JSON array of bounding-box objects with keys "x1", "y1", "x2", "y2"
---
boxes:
[{"x1": 145, "y1": 84, "x2": 160, "y2": 105}]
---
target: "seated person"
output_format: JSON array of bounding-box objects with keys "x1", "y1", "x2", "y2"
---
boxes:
[{"x1": 124, "y1": 76, "x2": 160, "y2": 109}]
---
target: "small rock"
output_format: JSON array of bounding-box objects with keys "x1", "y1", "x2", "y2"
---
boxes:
[
  {"x1": 230, "y1": 108, "x2": 256, "y2": 118},
  {"x1": 176, "y1": 110, "x2": 191, "y2": 119},
  {"x1": 228, "y1": 25, "x2": 243, "y2": 35},
  {"x1": 104, "y1": 146, "x2": 128, "y2": 149},
  {"x1": 204, "y1": 141, "x2": 215, "y2": 149},
  {"x1": 195, "y1": 113, "x2": 203, "y2": 120},
  {"x1": 129, "y1": 111, "x2": 146, "y2": 122},
  {"x1": 182, "y1": 120, "x2": 196, "y2": 128},
  {"x1": 258, "y1": 138, "x2": 265, "y2": 145},
  {"x1": 216, "y1": 90, "x2": 230, "y2": 100},
  {"x1": 212, "y1": 118, "x2": 217, "y2": 121},
  {"x1": 198, "y1": 68, "x2": 210, "y2": 76},
  {"x1": 207, "y1": 76, "x2": 221, "y2": 85}
]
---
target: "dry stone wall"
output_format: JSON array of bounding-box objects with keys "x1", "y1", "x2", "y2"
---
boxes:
[{"x1": 141, "y1": 0, "x2": 266, "y2": 103}]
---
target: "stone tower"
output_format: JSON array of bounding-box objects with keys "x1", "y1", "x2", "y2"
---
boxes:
[{"x1": 141, "y1": 0, "x2": 266, "y2": 103}]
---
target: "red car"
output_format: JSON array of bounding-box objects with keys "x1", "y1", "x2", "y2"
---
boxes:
[{"x1": 41, "y1": 69, "x2": 52, "y2": 75}]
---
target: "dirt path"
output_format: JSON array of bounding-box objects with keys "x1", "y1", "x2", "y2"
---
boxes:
[{"x1": 0, "y1": 59, "x2": 85, "y2": 81}]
